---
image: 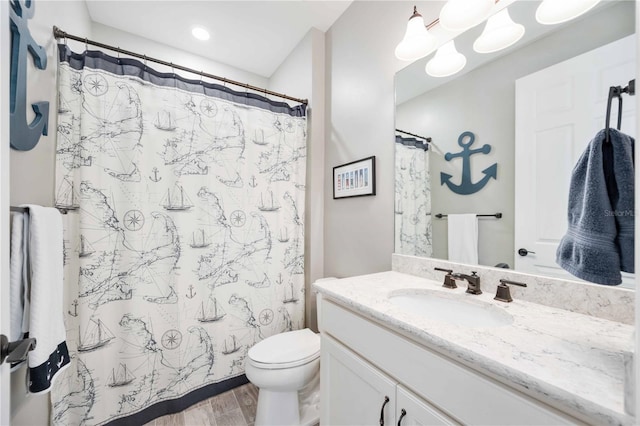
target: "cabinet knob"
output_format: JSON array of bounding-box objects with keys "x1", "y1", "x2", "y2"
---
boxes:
[
  {"x1": 379, "y1": 396, "x2": 390, "y2": 426},
  {"x1": 397, "y1": 409, "x2": 407, "y2": 426}
]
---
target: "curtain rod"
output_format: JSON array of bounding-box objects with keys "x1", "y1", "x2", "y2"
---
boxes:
[
  {"x1": 395, "y1": 128, "x2": 432, "y2": 142},
  {"x1": 52, "y1": 26, "x2": 308, "y2": 106}
]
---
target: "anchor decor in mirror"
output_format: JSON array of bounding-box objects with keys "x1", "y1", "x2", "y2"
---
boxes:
[
  {"x1": 441, "y1": 131, "x2": 497, "y2": 195},
  {"x1": 333, "y1": 156, "x2": 376, "y2": 199}
]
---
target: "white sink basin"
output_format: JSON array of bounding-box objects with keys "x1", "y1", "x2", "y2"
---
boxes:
[{"x1": 388, "y1": 290, "x2": 514, "y2": 328}]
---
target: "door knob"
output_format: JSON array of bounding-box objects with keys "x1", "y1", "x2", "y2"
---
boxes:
[
  {"x1": 518, "y1": 248, "x2": 536, "y2": 257},
  {"x1": 0, "y1": 334, "x2": 37, "y2": 365}
]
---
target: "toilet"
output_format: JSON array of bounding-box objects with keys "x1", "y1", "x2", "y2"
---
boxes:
[{"x1": 245, "y1": 328, "x2": 321, "y2": 426}]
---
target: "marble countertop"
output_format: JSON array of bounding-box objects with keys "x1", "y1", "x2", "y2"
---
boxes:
[{"x1": 313, "y1": 271, "x2": 634, "y2": 426}]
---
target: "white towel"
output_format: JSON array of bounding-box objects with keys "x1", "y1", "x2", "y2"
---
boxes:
[
  {"x1": 447, "y1": 214, "x2": 478, "y2": 264},
  {"x1": 9, "y1": 212, "x2": 30, "y2": 372},
  {"x1": 24, "y1": 205, "x2": 70, "y2": 394}
]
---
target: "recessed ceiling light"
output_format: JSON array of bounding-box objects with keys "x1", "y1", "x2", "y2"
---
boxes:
[{"x1": 192, "y1": 27, "x2": 210, "y2": 41}]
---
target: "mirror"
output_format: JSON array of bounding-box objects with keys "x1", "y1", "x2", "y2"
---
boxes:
[{"x1": 394, "y1": 1, "x2": 636, "y2": 287}]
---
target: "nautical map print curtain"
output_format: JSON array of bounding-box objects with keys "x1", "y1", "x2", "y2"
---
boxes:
[
  {"x1": 394, "y1": 136, "x2": 432, "y2": 257},
  {"x1": 52, "y1": 45, "x2": 307, "y2": 425}
]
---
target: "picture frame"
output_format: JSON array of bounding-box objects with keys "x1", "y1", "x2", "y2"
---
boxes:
[{"x1": 333, "y1": 156, "x2": 376, "y2": 199}]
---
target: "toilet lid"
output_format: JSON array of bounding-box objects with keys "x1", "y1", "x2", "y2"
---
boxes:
[{"x1": 248, "y1": 329, "x2": 320, "y2": 366}]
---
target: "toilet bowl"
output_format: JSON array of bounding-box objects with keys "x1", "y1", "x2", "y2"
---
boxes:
[{"x1": 245, "y1": 328, "x2": 320, "y2": 426}]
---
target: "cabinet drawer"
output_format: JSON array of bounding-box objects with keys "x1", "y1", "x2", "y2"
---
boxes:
[{"x1": 321, "y1": 299, "x2": 580, "y2": 425}]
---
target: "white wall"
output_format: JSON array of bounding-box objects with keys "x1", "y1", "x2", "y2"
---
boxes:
[
  {"x1": 324, "y1": 1, "x2": 420, "y2": 278},
  {"x1": 396, "y1": 1, "x2": 635, "y2": 268},
  {"x1": 269, "y1": 28, "x2": 325, "y2": 331}
]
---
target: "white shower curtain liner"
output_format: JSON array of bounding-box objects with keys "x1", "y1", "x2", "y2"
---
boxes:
[{"x1": 52, "y1": 45, "x2": 307, "y2": 425}]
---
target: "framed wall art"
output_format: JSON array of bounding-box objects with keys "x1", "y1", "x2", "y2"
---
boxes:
[{"x1": 333, "y1": 156, "x2": 376, "y2": 199}]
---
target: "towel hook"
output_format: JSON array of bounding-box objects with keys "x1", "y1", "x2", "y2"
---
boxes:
[{"x1": 605, "y1": 86, "x2": 623, "y2": 143}]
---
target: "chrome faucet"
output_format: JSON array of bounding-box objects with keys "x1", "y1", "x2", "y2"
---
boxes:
[{"x1": 451, "y1": 271, "x2": 482, "y2": 295}]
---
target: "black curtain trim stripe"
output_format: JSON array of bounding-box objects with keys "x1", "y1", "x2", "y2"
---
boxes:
[
  {"x1": 58, "y1": 44, "x2": 306, "y2": 117},
  {"x1": 104, "y1": 374, "x2": 250, "y2": 426},
  {"x1": 395, "y1": 135, "x2": 429, "y2": 151}
]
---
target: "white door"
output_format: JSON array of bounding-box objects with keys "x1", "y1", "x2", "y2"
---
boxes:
[
  {"x1": 515, "y1": 34, "x2": 635, "y2": 288},
  {"x1": 320, "y1": 334, "x2": 396, "y2": 426},
  {"x1": 0, "y1": 0, "x2": 10, "y2": 422},
  {"x1": 396, "y1": 385, "x2": 458, "y2": 426}
]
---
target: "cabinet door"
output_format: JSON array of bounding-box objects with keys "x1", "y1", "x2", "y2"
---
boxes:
[
  {"x1": 396, "y1": 385, "x2": 459, "y2": 426},
  {"x1": 321, "y1": 334, "x2": 396, "y2": 426}
]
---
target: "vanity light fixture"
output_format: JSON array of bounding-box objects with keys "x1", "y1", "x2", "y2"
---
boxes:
[
  {"x1": 394, "y1": 6, "x2": 437, "y2": 61},
  {"x1": 425, "y1": 40, "x2": 466, "y2": 78},
  {"x1": 191, "y1": 26, "x2": 210, "y2": 41},
  {"x1": 439, "y1": 0, "x2": 494, "y2": 32},
  {"x1": 536, "y1": 0, "x2": 601, "y2": 25},
  {"x1": 473, "y1": 9, "x2": 525, "y2": 54}
]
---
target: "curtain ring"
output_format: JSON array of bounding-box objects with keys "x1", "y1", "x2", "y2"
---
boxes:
[
  {"x1": 117, "y1": 47, "x2": 121, "y2": 60},
  {"x1": 84, "y1": 37, "x2": 88, "y2": 52},
  {"x1": 200, "y1": 71, "x2": 203, "y2": 84},
  {"x1": 143, "y1": 54, "x2": 147, "y2": 69}
]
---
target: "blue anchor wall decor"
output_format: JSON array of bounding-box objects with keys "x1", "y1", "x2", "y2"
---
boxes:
[
  {"x1": 10, "y1": 0, "x2": 50, "y2": 151},
  {"x1": 440, "y1": 131, "x2": 497, "y2": 195}
]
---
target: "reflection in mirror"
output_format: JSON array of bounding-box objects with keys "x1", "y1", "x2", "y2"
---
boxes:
[{"x1": 394, "y1": 1, "x2": 636, "y2": 288}]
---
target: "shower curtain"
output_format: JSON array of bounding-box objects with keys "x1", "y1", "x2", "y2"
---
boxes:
[
  {"x1": 52, "y1": 45, "x2": 307, "y2": 425},
  {"x1": 395, "y1": 136, "x2": 432, "y2": 257}
]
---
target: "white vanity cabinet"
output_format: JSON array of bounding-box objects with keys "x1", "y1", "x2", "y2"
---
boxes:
[
  {"x1": 321, "y1": 333, "x2": 455, "y2": 426},
  {"x1": 318, "y1": 296, "x2": 582, "y2": 425}
]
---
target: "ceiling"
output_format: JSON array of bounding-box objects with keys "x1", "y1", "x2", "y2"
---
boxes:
[{"x1": 85, "y1": 1, "x2": 353, "y2": 78}]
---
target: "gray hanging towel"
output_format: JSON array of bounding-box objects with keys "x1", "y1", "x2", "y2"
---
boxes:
[
  {"x1": 608, "y1": 128, "x2": 635, "y2": 273},
  {"x1": 556, "y1": 128, "x2": 635, "y2": 285}
]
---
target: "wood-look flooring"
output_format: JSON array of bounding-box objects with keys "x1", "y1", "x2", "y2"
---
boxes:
[{"x1": 146, "y1": 383, "x2": 259, "y2": 426}]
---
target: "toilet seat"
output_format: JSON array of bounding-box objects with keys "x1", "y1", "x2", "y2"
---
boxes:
[{"x1": 248, "y1": 329, "x2": 320, "y2": 370}]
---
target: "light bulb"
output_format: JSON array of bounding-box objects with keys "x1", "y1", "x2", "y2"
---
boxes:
[
  {"x1": 473, "y1": 9, "x2": 525, "y2": 54},
  {"x1": 395, "y1": 7, "x2": 437, "y2": 61},
  {"x1": 426, "y1": 40, "x2": 467, "y2": 78},
  {"x1": 192, "y1": 27, "x2": 210, "y2": 41},
  {"x1": 536, "y1": 0, "x2": 601, "y2": 25},
  {"x1": 439, "y1": 0, "x2": 494, "y2": 32}
]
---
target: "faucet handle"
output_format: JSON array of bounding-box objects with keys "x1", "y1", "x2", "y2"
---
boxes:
[
  {"x1": 499, "y1": 279, "x2": 527, "y2": 287},
  {"x1": 495, "y1": 279, "x2": 527, "y2": 303},
  {"x1": 434, "y1": 267, "x2": 457, "y2": 289}
]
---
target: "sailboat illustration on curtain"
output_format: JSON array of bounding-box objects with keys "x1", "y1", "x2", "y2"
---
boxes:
[
  {"x1": 252, "y1": 128, "x2": 268, "y2": 145},
  {"x1": 283, "y1": 282, "x2": 299, "y2": 304},
  {"x1": 190, "y1": 229, "x2": 210, "y2": 248},
  {"x1": 77, "y1": 319, "x2": 115, "y2": 352},
  {"x1": 78, "y1": 235, "x2": 96, "y2": 258},
  {"x1": 221, "y1": 335, "x2": 240, "y2": 355},
  {"x1": 154, "y1": 110, "x2": 176, "y2": 131},
  {"x1": 197, "y1": 298, "x2": 226, "y2": 322},
  {"x1": 55, "y1": 177, "x2": 80, "y2": 211},
  {"x1": 108, "y1": 363, "x2": 135, "y2": 387},
  {"x1": 162, "y1": 185, "x2": 193, "y2": 211},
  {"x1": 258, "y1": 191, "x2": 280, "y2": 212}
]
